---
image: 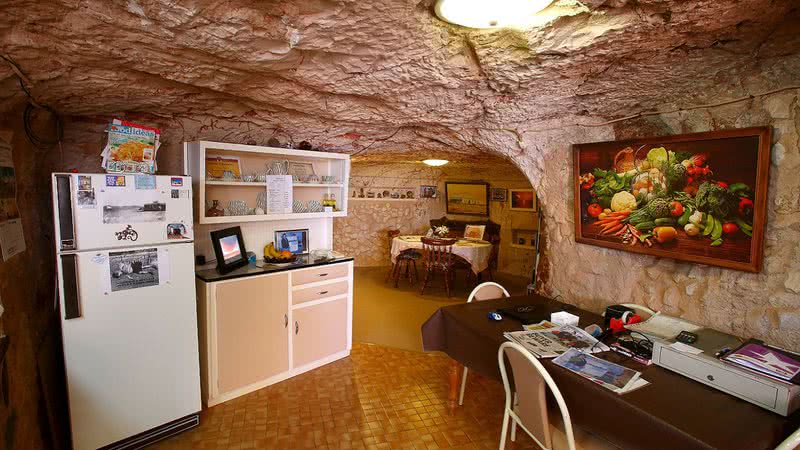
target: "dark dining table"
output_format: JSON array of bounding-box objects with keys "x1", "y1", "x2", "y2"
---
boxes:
[{"x1": 421, "y1": 294, "x2": 800, "y2": 450}]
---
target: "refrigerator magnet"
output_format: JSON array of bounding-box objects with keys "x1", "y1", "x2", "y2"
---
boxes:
[
  {"x1": 105, "y1": 175, "x2": 126, "y2": 187},
  {"x1": 170, "y1": 177, "x2": 183, "y2": 187},
  {"x1": 134, "y1": 175, "x2": 156, "y2": 190}
]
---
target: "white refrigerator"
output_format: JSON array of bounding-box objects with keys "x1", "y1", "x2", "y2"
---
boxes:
[{"x1": 52, "y1": 173, "x2": 201, "y2": 450}]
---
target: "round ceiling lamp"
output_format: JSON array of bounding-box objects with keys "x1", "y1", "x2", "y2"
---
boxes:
[
  {"x1": 422, "y1": 159, "x2": 449, "y2": 166},
  {"x1": 435, "y1": 0, "x2": 553, "y2": 29}
]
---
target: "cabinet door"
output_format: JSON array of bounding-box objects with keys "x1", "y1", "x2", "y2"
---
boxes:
[
  {"x1": 292, "y1": 298, "x2": 348, "y2": 368},
  {"x1": 215, "y1": 274, "x2": 289, "y2": 394}
]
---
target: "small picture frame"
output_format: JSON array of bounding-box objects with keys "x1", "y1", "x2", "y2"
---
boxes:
[
  {"x1": 464, "y1": 224, "x2": 486, "y2": 241},
  {"x1": 287, "y1": 161, "x2": 316, "y2": 177},
  {"x1": 210, "y1": 226, "x2": 248, "y2": 274},
  {"x1": 490, "y1": 188, "x2": 507, "y2": 202},
  {"x1": 420, "y1": 185, "x2": 437, "y2": 199},
  {"x1": 510, "y1": 189, "x2": 537, "y2": 212},
  {"x1": 275, "y1": 229, "x2": 309, "y2": 255}
]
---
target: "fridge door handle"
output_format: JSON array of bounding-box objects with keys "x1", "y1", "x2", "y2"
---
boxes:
[{"x1": 61, "y1": 254, "x2": 81, "y2": 320}]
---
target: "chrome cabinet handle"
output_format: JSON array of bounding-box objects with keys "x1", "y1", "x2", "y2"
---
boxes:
[
  {"x1": 319, "y1": 290, "x2": 329, "y2": 295},
  {"x1": 295, "y1": 321, "x2": 299, "y2": 335},
  {"x1": 284, "y1": 314, "x2": 288, "y2": 328}
]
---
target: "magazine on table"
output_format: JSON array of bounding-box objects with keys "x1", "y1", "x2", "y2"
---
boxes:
[
  {"x1": 553, "y1": 348, "x2": 649, "y2": 394},
  {"x1": 720, "y1": 340, "x2": 800, "y2": 385},
  {"x1": 504, "y1": 324, "x2": 609, "y2": 359}
]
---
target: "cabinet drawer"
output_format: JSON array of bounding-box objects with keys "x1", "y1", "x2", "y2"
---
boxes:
[
  {"x1": 292, "y1": 264, "x2": 349, "y2": 286},
  {"x1": 659, "y1": 347, "x2": 778, "y2": 408},
  {"x1": 293, "y1": 280, "x2": 349, "y2": 305}
]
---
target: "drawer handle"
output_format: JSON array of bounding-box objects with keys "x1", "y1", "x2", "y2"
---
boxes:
[
  {"x1": 295, "y1": 321, "x2": 299, "y2": 335},
  {"x1": 319, "y1": 290, "x2": 329, "y2": 296},
  {"x1": 284, "y1": 314, "x2": 288, "y2": 328},
  {"x1": 707, "y1": 375, "x2": 715, "y2": 382},
  {"x1": 318, "y1": 273, "x2": 328, "y2": 277}
]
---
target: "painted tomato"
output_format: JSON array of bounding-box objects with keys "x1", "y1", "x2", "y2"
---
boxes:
[
  {"x1": 587, "y1": 203, "x2": 603, "y2": 218},
  {"x1": 722, "y1": 222, "x2": 739, "y2": 235}
]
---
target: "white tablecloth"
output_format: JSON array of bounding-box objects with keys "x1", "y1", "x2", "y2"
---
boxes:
[{"x1": 390, "y1": 236, "x2": 492, "y2": 275}]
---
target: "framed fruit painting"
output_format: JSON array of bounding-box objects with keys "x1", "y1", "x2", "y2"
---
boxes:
[{"x1": 573, "y1": 127, "x2": 771, "y2": 272}]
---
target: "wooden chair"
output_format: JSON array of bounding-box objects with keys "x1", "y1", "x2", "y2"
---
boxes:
[
  {"x1": 459, "y1": 282, "x2": 509, "y2": 406},
  {"x1": 386, "y1": 229, "x2": 420, "y2": 287},
  {"x1": 419, "y1": 237, "x2": 457, "y2": 296},
  {"x1": 498, "y1": 342, "x2": 620, "y2": 450}
]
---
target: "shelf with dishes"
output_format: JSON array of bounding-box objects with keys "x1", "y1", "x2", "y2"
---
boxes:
[
  {"x1": 184, "y1": 140, "x2": 350, "y2": 224},
  {"x1": 206, "y1": 181, "x2": 344, "y2": 188}
]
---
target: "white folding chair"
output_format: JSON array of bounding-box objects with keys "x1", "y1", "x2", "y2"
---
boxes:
[
  {"x1": 775, "y1": 427, "x2": 800, "y2": 450},
  {"x1": 459, "y1": 282, "x2": 510, "y2": 405},
  {"x1": 499, "y1": 341, "x2": 576, "y2": 450}
]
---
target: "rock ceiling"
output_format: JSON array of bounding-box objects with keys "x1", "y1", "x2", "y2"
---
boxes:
[{"x1": 1, "y1": 0, "x2": 799, "y2": 163}]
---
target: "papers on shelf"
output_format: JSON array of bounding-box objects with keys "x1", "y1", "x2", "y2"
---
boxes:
[
  {"x1": 504, "y1": 324, "x2": 609, "y2": 359},
  {"x1": 553, "y1": 348, "x2": 649, "y2": 395},
  {"x1": 624, "y1": 312, "x2": 702, "y2": 340}
]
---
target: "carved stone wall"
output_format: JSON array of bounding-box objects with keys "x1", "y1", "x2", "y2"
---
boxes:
[
  {"x1": 528, "y1": 91, "x2": 800, "y2": 349},
  {"x1": 333, "y1": 161, "x2": 536, "y2": 276}
]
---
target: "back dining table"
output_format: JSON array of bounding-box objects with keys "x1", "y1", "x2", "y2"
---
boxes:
[
  {"x1": 421, "y1": 294, "x2": 800, "y2": 450},
  {"x1": 390, "y1": 235, "x2": 492, "y2": 274}
]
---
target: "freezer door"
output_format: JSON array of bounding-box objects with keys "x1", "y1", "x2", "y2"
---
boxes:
[
  {"x1": 57, "y1": 243, "x2": 201, "y2": 450},
  {"x1": 53, "y1": 173, "x2": 194, "y2": 251}
]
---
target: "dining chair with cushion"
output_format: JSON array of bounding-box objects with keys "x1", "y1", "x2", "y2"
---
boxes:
[
  {"x1": 498, "y1": 342, "x2": 620, "y2": 450},
  {"x1": 386, "y1": 229, "x2": 420, "y2": 287},
  {"x1": 459, "y1": 282, "x2": 510, "y2": 406},
  {"x1": 419, "y1": 237, "x2": 457, "y2": 296}
]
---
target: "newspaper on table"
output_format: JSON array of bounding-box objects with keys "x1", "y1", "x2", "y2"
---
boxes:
[
  {"x1": 553, "y1": 348, "x2": 649, "y2": 395},
  {"x1": 504, "y1": 324, "x2": 609, "y2": 359},
  {"x1": 101, "y1": 119, "x2": 161, "y2": 174}
]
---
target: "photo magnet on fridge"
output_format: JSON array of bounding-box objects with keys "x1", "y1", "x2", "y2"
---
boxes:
[
  {"x1": 105, "y1": 175, "x2": 126, "y2": 187},
  {"x1": 134, "y1": 175, "x2": 157, "y2": 190},
  {"x1": 108, "y1": 248, "x2": 159, "y2": 292},
  {"x1": 170, "y1": 177, "x2": 183, "y2": 187}
]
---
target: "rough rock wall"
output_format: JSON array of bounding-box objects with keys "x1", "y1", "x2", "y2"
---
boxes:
[
  {"x1": 531, "y1": 90, "x2": 800, "y2": 349},
  {"x1": 0, "y1": 105, "x2": 63, "y2": 449},
  {"x1": 334, "y1": 161, "x2": 536, "y2": 276}
]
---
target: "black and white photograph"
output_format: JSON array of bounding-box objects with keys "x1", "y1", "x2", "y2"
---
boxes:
[
  {"x1": 78, "y1": 175, "x2": 92, "y2": 191},
  {"x1": 108, "y1": 248, "x2": 160, "y2": 292},
  {"x1": 77, "y1": 189, "x2": 96, "y2": 208},
  {"x1": 103, "y1": 200, "x2": 166, "y2": 224}
]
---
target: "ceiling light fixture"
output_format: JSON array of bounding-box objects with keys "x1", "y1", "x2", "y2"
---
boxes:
[
  {"x1": 422, "y1": 159, "x2": 449, "y2": 167},
  {"x1": 434, "y1": 0, "x2": 553, "y2": 29}
]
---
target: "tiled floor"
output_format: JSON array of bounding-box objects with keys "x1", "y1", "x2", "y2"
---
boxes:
[
  {"x1": 352, "y1": 267, "x2": 530, "y2": 352},
  {"x1": 152, "y1": 343, "x2": 535, "y2": 450}
]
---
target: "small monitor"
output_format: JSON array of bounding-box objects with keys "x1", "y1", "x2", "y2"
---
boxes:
[
  {"x1": 274, "y1": 229, "x2": 309, "y2": 255},
  {"x1": 210, "y1": 226, "x2": 248, "y2": 274}
]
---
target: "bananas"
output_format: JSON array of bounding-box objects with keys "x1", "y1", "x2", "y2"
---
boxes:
[{"x1": 264, "y1": 242, "x2": 281, "y2": 259}]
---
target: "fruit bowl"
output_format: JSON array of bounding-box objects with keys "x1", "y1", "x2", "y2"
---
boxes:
[{"x1": 263, "y1": 254, "x2": 298, "y2": 265}]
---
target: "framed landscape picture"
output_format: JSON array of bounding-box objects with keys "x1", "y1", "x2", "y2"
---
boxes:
[
  {"x1": 573, "y1": 127, "x2": 771, "y2": 272},
  {"x1": 510, "y1": 189, "x2": 537, "y2": 211},
  {"x1": 445, "y1": 182, "x2": 489, "y2": 216}
]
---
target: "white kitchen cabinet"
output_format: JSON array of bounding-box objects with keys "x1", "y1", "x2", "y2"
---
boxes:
[{"x1": 196, "y1": 260, "x2": 353, "y2": 407}]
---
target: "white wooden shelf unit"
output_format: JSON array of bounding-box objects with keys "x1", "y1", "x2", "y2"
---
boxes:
[{"x1": 184, "y1": 141, "x2": 350, "y2": 224}]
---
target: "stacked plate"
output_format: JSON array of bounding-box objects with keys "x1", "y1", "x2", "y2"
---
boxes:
[
  {"x1": 308, "y1": 200, "x2": 323, "y2": 212},
  {"x1": 227, "y1": 200, "x2": 249, "y2": 216},
  {"x1": 293, "y1": 200, "x2": 308, "y2": 213},
  {"x1": 256, "y1": 191, "x2": 268, "y2": 211}
]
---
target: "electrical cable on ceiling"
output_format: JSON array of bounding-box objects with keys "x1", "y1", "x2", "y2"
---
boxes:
[{"x1": 1, "y1": 54, "x2": 64, "y2": 149}]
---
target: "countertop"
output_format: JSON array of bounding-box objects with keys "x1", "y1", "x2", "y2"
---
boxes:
[{"x1": 195, "y1": 255, "x2": 353, "y2": 283}]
